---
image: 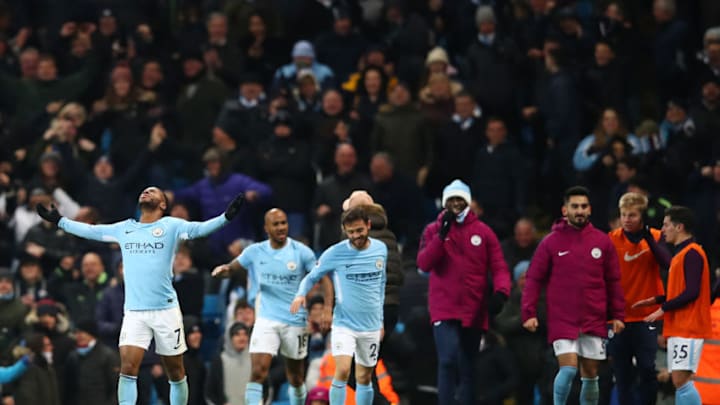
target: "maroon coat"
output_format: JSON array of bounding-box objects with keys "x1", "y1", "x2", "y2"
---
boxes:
[
  {"x1": 417, "y1": 211, "x2": 511, "y2": 330},
  {"x1": 521, "y1": 219, "x2": 625, "y2": 342}
]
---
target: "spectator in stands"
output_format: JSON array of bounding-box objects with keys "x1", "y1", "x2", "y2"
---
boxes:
[
  {"x1": 206, "y1": 322, "x2": 252, "y2": 405},
  {"x1": 582, "y1": 41, "x2": 629, "y2": 124},
  {"x1": 427, "y1": 91, "x2": 483, "y2": 198},
  {"x1": 213, "y1": 72, "x2": 270, "y2": 176},
  {"x1": 689, "y1": 77, "x2": 720, "y2": 164},
  {"x1": 471, "y1": 117, "x2": 527, "y2": 238},
  {"x1": 15, "y1": 257, "x2": 50, "y2": 305},
  {"x1": 239, "y1": 11, "x2": 287, "y2": 87},
  {"x1": 63, "y1": 320, "x2": 119, "y2": 405},
  {"x1": 256, "y1": 110, "x2": 315, "y2": 238},
  {"x1": 20, "y1": 212, "x2": 78, "y2": 272},
  {"x1": 61, "y1": 252, "x2": 109, "y2": 324},
  {"x1": 653, "y1": 0, "x2": 690, "y2": 104},
  {"x1": 312, "y1": 89, "x2": 351, "y2": 177},
  {"x1": 315, "y1": 9, "x2": 367, "y2": 83},
  {"x1": 369, "y1": 152, "x2": 424, "y2": 248},
  {"x1": 203, "y1": 12, "x2": 244, "y2": 89},
  {"x1": 272, "y1": 40, "x2": 335, "y2": 96},
  {"x1": 419, "y1": 72, "x2": 458, "y2": 130},
  {"x1": 172, "y1": 245, "x2": 204, "y2": 319},
  {"x1": 371, "y1": 81, "x2": 433, "y2": 187},
  {"x1": 175, "y1": 49, "x2": 230, "y2": 180},
  {"x1": 0, "y1": 268, "x2": 29, "y2": 363},
  {"x1": 27, "y1": 299, "x2": 74, "y2": 395},
  {"x1": 659, "y1": 98, "x2": 697, "y2": 200},
  {"x1": 573, "y1": 108, "x2": 639, "y2": 228},
  {"x1": 95, "y1": 261, "x2": 124, "y2": 348},
  {"x1": 464, "y1": 6, "x2": 521, "y2": 123},
  {"x1": 379, "y1": 1, "x2": 431, "y2": 90},
  {"x1": 500, "y1": 218, "x2": 539, "y2": 272},
  {"x1": 170, "y1": 147, "x2": 272, "y2": 252},
  {"x1": 312, "y1": 143, "x2": 372, "y2": 250},
  {"x1": 182, "y1": 317, "x2": 206, "y2": 405},
  {"x1": 341, "y1": 46, "x2": 397, "y2": 97},
  {"x1": 494, "y1": 261, "x2": 546, "y2": 405},
  {"x1": 349, "y1": 66, "x2": 389, "y2": 166},
  {"x1": 693, "y1": 27, "x2": 720, "y2": 86},
  {"x1": 12, "y1": 333, "x2": 61, "y2": 405}
]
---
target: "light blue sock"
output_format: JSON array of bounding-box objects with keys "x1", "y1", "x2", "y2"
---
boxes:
[
  {"x1": 118, "y1": 374, "x2": 138, "y2": 405},
  {"x1": 580, "y1": 376, "x2": 599, "y2": 405},
  {"x1": 245, "y1": 382, "x2": 263, "y2": 405},
  {"x1": 553, "y1": 366, "x2": 577, "y2": 405},
  {"x1": 676, "y1": 381, "x2": 702, "y2": 405},
  {"x1": 355, "y1": 383, "x2": 374, "y2": 405},
  {"x1": 329, "y1": 379, "x2": 347, "y2": 405},
  {"x1": 169, "y1": 376, "x2": 189, "y2": 405},
  {"x1": 288, "y1": 383, "x2": 307, "y2": 405}
]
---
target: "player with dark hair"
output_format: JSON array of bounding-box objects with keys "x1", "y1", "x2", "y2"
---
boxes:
[
  {"x1": 522, "y1": 186, "x2": 625, "y2": 405},
  {"x1": 37, "y1": 186, "x2": 245, "y2": 405},
  {"x1": 291, "y1": 207, "x2": 387, "y2": 405},
  {"x1": 633, "y1": 206, "x2": 712, "y2": 405}
]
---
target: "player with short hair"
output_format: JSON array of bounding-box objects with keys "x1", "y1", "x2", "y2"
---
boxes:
[
  {"x1": 37, "y1": 186, "x2": 244, "y2": 405},
  {"x1": 607, "y1": 192, "x2": 668, "y2": 405},
  {"x1": 212, "y1": 208, "x2": 332, "y2": 405},
  {"x1": 633, "y1": 206, "x2": 712, "y2": 405},
  {"x1": 291, "y1": 207, "x2": 387, "y2": 405},
  {"x1": 522, "y1": 186, "x2": 625, "y2": 405}
]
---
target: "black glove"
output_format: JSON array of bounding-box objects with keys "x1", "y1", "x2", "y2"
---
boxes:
[
  {"x1": 37, "y1": 204, "x2": 62, "y2": 225},
  {"x1": 488, "y1": 292, "x2": 508, "y2": 317},
  {"x1": 439, "y1": 210, "x2": 455, "y2": 240},
  {"x1": 224, "y1": 193, "x2": 246, "y2": 220}
]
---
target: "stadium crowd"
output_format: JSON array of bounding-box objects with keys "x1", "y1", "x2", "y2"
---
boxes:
[{"x1": 0, "y1": 0, "x2": 719, "y2": 404}]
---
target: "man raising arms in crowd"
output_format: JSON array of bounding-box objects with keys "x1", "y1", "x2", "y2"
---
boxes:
[{"x1": 38, "y1": 186, "x2": 244, "y2": 405}]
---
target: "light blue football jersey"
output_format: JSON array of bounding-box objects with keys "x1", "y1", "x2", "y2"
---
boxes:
[
  {"x1": 59, "y1": 215, "x2": 227, "y2": 311},
  {"x1": 237, "y1": 238, "x2": 316, "y2": 326},
  {"x1": 296, "y1": 238, "x2": 387, "y2": 332}
]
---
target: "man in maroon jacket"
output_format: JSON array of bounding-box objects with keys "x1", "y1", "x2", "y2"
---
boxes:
[
  {"x1": 417, "y1": 179, "x2": 511, "y2": 405},
  {"x1": 522, "y1": 186, "x2": 625, "y2": 405}
]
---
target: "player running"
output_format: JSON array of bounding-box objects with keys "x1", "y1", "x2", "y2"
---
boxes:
[
  {"x1": 291, "y1": 207, "x2": 387, "y2": 405},
  {"x1": 37, "y1": 186, "x2": 244, "y2": 405},
  {"x1": 212, "y1": 208, "x2": 332, "y2": 405}
]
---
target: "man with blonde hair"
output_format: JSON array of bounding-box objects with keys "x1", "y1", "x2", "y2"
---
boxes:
[{"x1": 607, "y1": 192, "x2": 669, "y2": 404}]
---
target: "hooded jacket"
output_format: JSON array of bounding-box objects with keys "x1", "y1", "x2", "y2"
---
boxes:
[
  {"x1": 360, "y1": 203, "x2": 403, "y2": 306},
  {"x1": 521, "y1": 219, "x2": 625, "y2": 342},
  {"x1": 417, "y1": 210, "x2": 511, "y2": 330}
]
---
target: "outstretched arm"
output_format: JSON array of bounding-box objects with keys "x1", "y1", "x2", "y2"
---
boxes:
[
  {"x1": 58, "y1": 217, "x2": 120, "y2": 242},
  {"x1": 178, "y1": 193, "x2": 245, "y2": 239}
]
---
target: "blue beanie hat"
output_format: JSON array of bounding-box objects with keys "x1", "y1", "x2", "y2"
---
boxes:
[
  {"x1": 442, "y1": 179, "x2": 472, "y2": 206},
  {"x1": 513, "y1": 260, "x2": 530, "y2": 282}
]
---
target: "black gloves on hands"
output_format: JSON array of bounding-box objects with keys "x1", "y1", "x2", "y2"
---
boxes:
[
  {"x1": 439, "y1": 210, "x2": 455, "y2": 241},
  {"x1": 37, "y1": 204, "x2": 62, "y2": 225},
  {"x1": 488, "y1": 292, "x2": 508, "y2": 317},
  {"x1": 224, "y1": 193, "x2": 246, "y2": 220}
]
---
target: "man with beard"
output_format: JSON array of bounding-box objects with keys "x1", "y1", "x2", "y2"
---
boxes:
[
  {"x1": 212, "y1": 208, "x2": 331, "y2": 405},
  {"x1": 522, "y1": 186, "x2": 625, "y2": 405},
  {"x1": 291, "y1": 207, "x2": 387, "y2": 405},
  {"x1": 36, "y1": 186, "x2": 244, "y2": 405}
]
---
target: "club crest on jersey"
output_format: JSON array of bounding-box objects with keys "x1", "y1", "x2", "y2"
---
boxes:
[
  {"x1": 152, "y1": 227, "x2": 164, "y2": 237},
  {"x1": 471, "y1": 235, "x2": 482, "y2": 246},
  {"x1": 375, "y1": 258, "x2": 384, "y2": 269},
  {"x1": 591, "y1": 247, "x2": 602, "y2": 259},
  {"x1": 287, "y1": 261, "x2": 297, "y2": 271}
]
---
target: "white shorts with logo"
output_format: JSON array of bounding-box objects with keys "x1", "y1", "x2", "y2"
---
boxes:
[
  {"x1": 331, "y1": 326, "x2": 381, "y2": 367},
  {"x1": 249, "y1": 317, "x2": 309, "y2": 360},
  {"x1": 119, "y1": 307, "x2": 187, "y2": 356},
  {"x1": 667, "y1": 337, "x2": 704, "y2": 372},
  {"x1": 553, "y1": 334, "x2": 607, "y2": 360}
]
